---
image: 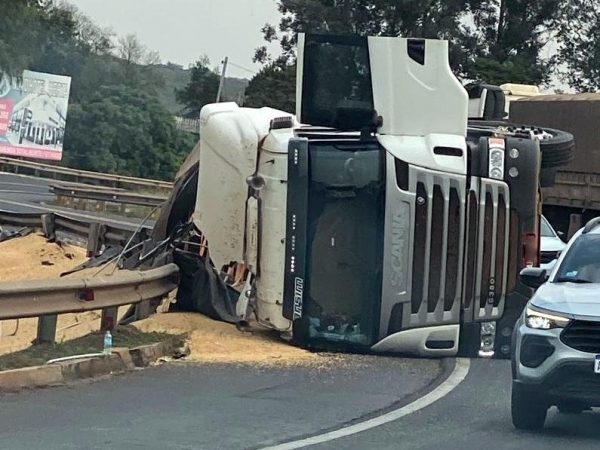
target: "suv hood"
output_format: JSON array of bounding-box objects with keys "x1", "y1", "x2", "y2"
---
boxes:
[{"x1": 531, "y1": 282, "x2": 600, "y2": 319}]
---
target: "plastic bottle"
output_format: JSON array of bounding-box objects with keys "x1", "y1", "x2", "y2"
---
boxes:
[{"x1": 103, "y1": 330, "x2": 112, "y2": 355}]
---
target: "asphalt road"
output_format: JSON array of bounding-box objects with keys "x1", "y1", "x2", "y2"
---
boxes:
[
  {"x1": 0, "y1": 357, "x2": 598, "y2": 449},
  {"x1": 308, "y1": 358, "x2": 600, "y2": 450},
  {"x1": 0, "y1": 356, "x2": 441, "y2": 450},
  {"x1": 0, "y1": 172, "x2": 150, "y2": 230}
]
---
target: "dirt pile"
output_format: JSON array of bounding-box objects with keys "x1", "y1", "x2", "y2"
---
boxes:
[
  {"x1": 133, "y1": 312, "x2": 323, "y2": 366},
  {"x1": 0, "y1": 233, "x2": 128, "y2": 356},
  {"x1": 0, "y1": 233, "x2": 88, "y2": 281}
]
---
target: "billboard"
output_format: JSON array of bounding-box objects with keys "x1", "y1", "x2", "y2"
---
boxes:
[{"x1": 0, "y1": 70, "x2": 71, "y2": 161}]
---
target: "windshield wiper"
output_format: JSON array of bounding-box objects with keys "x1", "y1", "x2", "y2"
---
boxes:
[{"x1": 555, "y1": 277, "x2": 594, "y2": 284}]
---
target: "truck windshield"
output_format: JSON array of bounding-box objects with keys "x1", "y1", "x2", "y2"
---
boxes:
[
  {"x1": 554, "y1": 234, "x2": 600, "y2": 283},
  {"x1": 301, "y1": 141, "x2": 384, "y2": 348}
]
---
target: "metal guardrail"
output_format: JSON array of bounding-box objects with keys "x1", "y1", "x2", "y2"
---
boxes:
[
  {"x1": 0, "y1": 157, "x2": 173, "y2": 191},
  {"x1": 0, "y1": 264, "x2": 178, "y2": 321},
  {"x1": 0, "y1": 210, "x2": 150, "y2": 250},
  {"x1": 0, "y1": 210, "x2": 177, "y2": 345},
  {"x1": 49, "y1": 183, "x2": 167, "y2": 208}
]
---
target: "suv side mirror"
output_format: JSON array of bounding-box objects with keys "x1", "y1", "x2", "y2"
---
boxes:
[{"x1": 520, "y1": 267, "x2": 548, "y2": 290}]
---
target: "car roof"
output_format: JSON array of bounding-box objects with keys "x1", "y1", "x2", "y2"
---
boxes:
[{"x1": 582, "y1": 217, "x2": 600, "y2": 235}]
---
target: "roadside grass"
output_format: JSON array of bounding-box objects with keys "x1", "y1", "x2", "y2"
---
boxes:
[{"x1": 0, "y1": 326, "x2": 173, "y2": 371}]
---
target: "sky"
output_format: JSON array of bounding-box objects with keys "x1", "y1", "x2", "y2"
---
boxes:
[
  {"x1": 67, "y1": 0, "x2": 282, "y2": 79},
  {"x1": 66, "y1": 0, "x2": 568, "y2": 92}
]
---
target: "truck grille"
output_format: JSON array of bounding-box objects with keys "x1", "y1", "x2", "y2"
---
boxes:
[
  {"x1": 409, "y1": 170, "x2": 465, "y2": 322},
  {"x1": 462, "y1": 179, "x2": 510, "y2": 320},
  {"x1": 561, "y1": 320, "x2": 600, "y2": 353}
]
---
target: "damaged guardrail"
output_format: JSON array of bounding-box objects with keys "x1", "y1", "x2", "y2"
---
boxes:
[
  {"x1": 0, "y1": 210, "x2": 178, "y2": 345},
  {"x1": 0, "y1": 210, "x2": 152, "y2": 257},
  {"x1": 0, "y1": 264, "x2": 179, "y2": 345}
]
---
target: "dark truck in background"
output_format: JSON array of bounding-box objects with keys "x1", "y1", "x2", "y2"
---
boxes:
[{"x1": 510, "y1": 94, "x2": 600, "y2": 238}]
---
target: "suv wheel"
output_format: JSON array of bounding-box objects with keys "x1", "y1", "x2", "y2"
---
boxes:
[{"x1": 511, "y1": 381, "x2": 548, "y2": 430}]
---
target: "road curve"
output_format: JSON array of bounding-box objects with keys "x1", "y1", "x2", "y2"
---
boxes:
[
  {"x1": 0, "y1": 356, "x2": 442, "y2": 450},
  {"x1": 306, "y1": 358, "x2": 600, "y2": 450},
  {"x1": 0, "y1": 356, "x2": 597, "y2": 449}
]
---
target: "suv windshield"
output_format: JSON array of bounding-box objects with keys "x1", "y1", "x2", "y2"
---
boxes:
[
  {"x1": 554, "y1": 234, "x2": 600, "y2": 283},
  {"x1": 540, "y1": 217, "x2": 555, "y2": 237}
]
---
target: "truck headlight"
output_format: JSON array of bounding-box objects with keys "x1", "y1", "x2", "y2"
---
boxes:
[
  {"x1": 479, "y1": 321, "x2": 497, "y2": 357},
  {"x1": 489, "y1": 148, "x2": 505, "y2": 180},
  {"x1": 525, "y1": 307, "x2": 569, "y2": 330}
]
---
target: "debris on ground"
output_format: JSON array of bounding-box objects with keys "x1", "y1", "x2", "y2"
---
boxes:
[
  {"x1": 0, "y1": 233, "x2": 88, "y2": 281},
  {"x1": 133, "y1": 312, "x2": 323, "y2": 367},
  {"x1": 0, "y1": 233, "x2": 128, "y2": 356}
]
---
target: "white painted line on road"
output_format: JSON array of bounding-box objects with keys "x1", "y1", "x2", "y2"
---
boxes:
[{"x1": 259, "y1": 358, "x2": 471, "y2": 450}]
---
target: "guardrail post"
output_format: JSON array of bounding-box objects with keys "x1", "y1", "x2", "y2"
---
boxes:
[
  {"x1": 134, "y1": 300, "x2": 151, "y2": 321},
  {"x1": 41, "y1": 213, "x2": 56, "y2": 241},
  {"x1": 101, "y1": 307, "x2": 118, "y2": 332},
  {"x1": 36, "y1": 315, "x2": 58, "y2": 345},
  {"x1": 87, "y1": 222, "x2": 105, "y2": 258}
]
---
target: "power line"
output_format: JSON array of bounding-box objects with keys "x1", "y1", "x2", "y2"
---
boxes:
[{"x1": 227, "y1": 61, "x2": 258, "y2": 75}]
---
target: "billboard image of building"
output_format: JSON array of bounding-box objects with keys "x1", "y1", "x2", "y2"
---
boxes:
[{"x1": 0, "y1": 70, "x2": 71, "y2": 161}]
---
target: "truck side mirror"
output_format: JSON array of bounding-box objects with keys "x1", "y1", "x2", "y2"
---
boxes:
[{"x1": 520, "y1": 267, "x2": 548, "y2": 289}]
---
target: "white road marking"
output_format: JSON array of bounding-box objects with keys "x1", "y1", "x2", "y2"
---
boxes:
[{"x1": 259, "y1": 358, "x2": 471, "y2": 450}]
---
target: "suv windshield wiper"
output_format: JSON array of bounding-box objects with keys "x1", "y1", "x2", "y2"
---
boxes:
[{"x1": 555, "y1": 277, "x2": 594, "y2": 284}]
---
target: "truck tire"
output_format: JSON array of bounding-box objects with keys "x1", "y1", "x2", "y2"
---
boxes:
[
  {"x1": 511, "y1": 381, "x2": 547, "y2": 430},
  {"x1": 467, "y1": 120, "x2": 575, "y2": 169}
]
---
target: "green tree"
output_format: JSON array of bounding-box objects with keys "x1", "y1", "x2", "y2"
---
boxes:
[
  {"x1": 175, "y1": 56, "x2": 220, "y2": 116},
  {"x1": 464, "y1": 0, "x2": 569, "y2": 85},
  {"x1": 254, "y1": 0, "x2": 474, "y2": 75},
  {"x1": 556, "y1": 0, "x2": 600, "y2": 92},
  {"x1": 0, "y1": 0, "x2": 84, "y2": 81},
  {"x1": 63, "y1": 86, "x2": 194, "y2": 181},
  {"x1": 249, "y1": 0, "x2": 478, "y2": 110},
  {"x1": 244, "y1": 62, "x2": 296, "y2": 113}
]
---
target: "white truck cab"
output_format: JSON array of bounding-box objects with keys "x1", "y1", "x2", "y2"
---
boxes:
[{"x1": 158, "y1": 33, "x2": 545, "y2": 359}]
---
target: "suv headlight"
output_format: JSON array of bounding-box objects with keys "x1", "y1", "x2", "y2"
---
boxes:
[{"x1": 525, "y1": 307, "x2": 570, "y2": 330}]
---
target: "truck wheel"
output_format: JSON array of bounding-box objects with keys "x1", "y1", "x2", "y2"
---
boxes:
[
  {"x1": 536, "y1": 127, "x2": 575, "y2": 169},
  {"x1": 467, "y1": 120, "x2": 575, "y2": 169},
  {"x1": 511, "y1": 381, "x2": 547, "y2": 430}
]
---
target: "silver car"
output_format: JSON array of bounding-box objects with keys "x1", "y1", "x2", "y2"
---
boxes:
[{"x1": 511, "y1": 217, "x2": 600, "y2": 430}]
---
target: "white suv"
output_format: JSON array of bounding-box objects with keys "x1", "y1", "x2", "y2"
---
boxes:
[{"x1": 512, "y1": 217, "x2": 600, "y2": 430}]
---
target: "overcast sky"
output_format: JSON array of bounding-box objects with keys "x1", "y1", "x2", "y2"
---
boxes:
[
  {"x1": 68, "y1": 0, "x2": 282, "y2": 79},
  {"x1": 66, "y1": 1, "x2": 568, "y2": 92}
]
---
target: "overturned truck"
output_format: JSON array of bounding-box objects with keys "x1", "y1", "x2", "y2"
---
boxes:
[{"x1": 152, "y1": 34, "x2": 574, "y2": 359}]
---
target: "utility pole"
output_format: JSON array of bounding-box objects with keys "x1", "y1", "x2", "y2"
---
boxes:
[{"x1": 216, "y1": 57, "x2": 228, "y2": 103}]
